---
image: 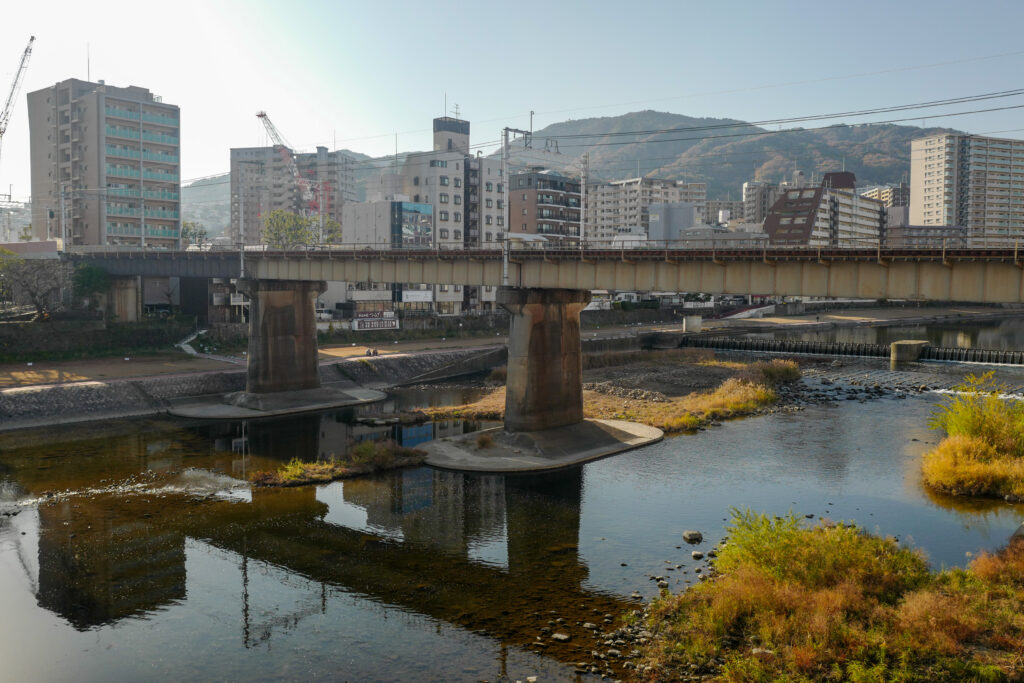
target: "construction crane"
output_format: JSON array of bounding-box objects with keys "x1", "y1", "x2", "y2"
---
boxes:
[
  {"x1": 255, "y1": 111, "x2": 316, "y2": 214},
  {"x1": 0, "y1": 36, "x2": 35, "y2": 173}
]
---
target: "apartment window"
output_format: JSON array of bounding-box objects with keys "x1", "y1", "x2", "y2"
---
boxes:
[
  {"x1": 454, "y1": 212, "x2": 461, "y2": 221},
  {"x1": 522, "y1": 208, "x2": 527, "y2": 215},
  {"x1": 414, "y1": 194, "x2": 420, "y2": 202},
  {"x1": 497, "y1": 217, "x2": 504, "y2": 226},
  {"x1": 454, "y1": 230, "x2": 462, "y2": 240},
  {"x1": 413, "y1": 177, "x2": 420, "y2": 186},
  {"x1": 454, "y1": 195, "x2": 462, "y2": 205},
  {"x1": 485, "y1": 232, "x2": 493, "y2": 241},
  {"x1": 485, "y1": 216, "x2": 492, "y2": 225},
  {"x1": 485, "y1": 199, "x2": 493, "y2": 208},
  {"x1": 485, "y1": 182, "x2": 493, "y2": 192},
  {"x1": 522, "y1": 193, "x2": 527, "y2": 200},
  {"x1": 440, "y1": 211, "x2": 449, "y2": 221},
  {"x1": 454, "y1": 177, "x2": 462, "y2": 188},
  {"x1": 497, "y1": 200, "x2": 503, "y2": 209},
  {"x1": 440, "y1": 176, "x2": 449, "y2": 186},
  {"x1": 440, "y1": 193, "x2": 449, "y2": 204},
  {"x1": 439, "y1": 229, "x2": 449, "y2": 239}
]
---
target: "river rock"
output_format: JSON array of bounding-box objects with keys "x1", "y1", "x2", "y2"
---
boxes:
[
  {"x1": 682, "y1": 530, "x2": 703, "y2": 544},
  {"x1": 551, "y1": 632, "x2": 571, "y2": 642},
  {"x1": 691, "y1": 550, "x2": 704, "y2": 560}
]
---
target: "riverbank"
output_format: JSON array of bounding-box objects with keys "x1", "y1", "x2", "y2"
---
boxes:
[{"x1": 632, "y1": 510, "x2": 1024, "y2": 682}]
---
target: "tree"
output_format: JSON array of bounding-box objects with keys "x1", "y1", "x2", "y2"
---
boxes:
[
  {"x1": 261, "y1": 210, "x2": 318, "y2": 249},
  {"x1": 0, "y1": 252, "x2": 72, "y2": 320},
  {"x1": 181, "y1": 220, "x2": 208, "y2": 246},
  {"x1": 72, "y1": 264, "x2": 110, "y2": 310},
  {"x1": 322, "y1": 218, "x2": 343, "y2": 244}
]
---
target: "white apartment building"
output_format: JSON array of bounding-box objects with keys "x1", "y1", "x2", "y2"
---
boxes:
[
  {"x1": 586, "y1": 178, "x2": 706, "y2": 244},
  {"x1": 911, "y1": 133, "x2": 1024, "y2": 242},
  {"x1": 742, "y1": 181, "x2": 782, "y2": 225}
]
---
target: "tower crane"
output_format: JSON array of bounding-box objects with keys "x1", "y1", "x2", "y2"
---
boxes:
[
  {"x1": 0, "y1": 36, "x2": 35, "y2": 173},
  {"x1": 255, "y1": 111, "x2": 317, "y2": 214}
]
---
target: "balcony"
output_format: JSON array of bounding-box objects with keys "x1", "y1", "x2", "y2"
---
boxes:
[
  {"x1": 142, "y1": 131, "x2": 179, "y2": 145},
  {"x1": 106, "y1": 125, "x2": 139, "y2": 139},
  {"x1": 106, "y1": 165, "x2": 140, "y2": 179},
  {"x1": 141, "y1": 111, "x2": 178, "y2": 127},
  {"x1": 143, "y1": 151, "x2": 179, "y2": 164},
  {"x1": 105, "y1": 145, "x2": 140, "y2": 159},
  {"x1": 106, "y1": 204, "x2": 141, "y2": 217},
  {"x1": 105, "y1": 106, "x2": 139, "y2": 121},
  {"x1": 145, "y1": 209, "x2": 179, "y2": 220},
  {"x1": 143, "y1": 169, "x2": 179, "y2": 182}
]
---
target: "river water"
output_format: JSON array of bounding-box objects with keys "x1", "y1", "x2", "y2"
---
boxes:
[{"x1": 1, "y1": 385, "x2": 1023, "y2": 682}]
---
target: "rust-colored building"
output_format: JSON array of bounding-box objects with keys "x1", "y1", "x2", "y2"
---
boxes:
[{"x1": 508, "y1": 168, "x2": 580, "y2": 244}]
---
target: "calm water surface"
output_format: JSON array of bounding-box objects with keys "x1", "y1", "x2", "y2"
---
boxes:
[{"x1": 1, "y1": 389, "x2": 1022, "y2": 682}]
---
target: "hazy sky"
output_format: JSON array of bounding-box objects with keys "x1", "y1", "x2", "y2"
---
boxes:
[{"x1": 2, "y1": 0, "x2": 1024, "y2": 200}]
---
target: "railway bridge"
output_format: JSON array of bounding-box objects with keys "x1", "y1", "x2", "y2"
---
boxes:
[{"x1": 72, "y1": 245, "x2": 1024, "y2": 431}]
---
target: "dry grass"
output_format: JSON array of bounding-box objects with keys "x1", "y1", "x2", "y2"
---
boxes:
[
  {"x1": 639, "y1": 509, "x2": 1024, "y2": 682},
  {"x1": 923, "y1": 372, "x2": 1024, "y2": 499},
  {"x1": 475, "y1": 432, "x2": 495, "y2": 449},
  {"x1": 249, "y1": 440, "x2": 425, "y2": 487},
  {"x1": 425, "y1": 378, "x2": 777, "y2": 434}
]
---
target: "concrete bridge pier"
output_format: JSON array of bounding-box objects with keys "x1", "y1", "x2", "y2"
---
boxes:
[
  {"x1": 237, "y1": 279, "x2": 327, "y2": 393},
  {"x1": 498, "y1": 287, "x2": 590, "y2": 432}
]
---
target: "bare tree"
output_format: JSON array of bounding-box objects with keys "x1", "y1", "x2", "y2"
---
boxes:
[{"x1": 0, "y1": 253, "x2": 72, "y2": 320}]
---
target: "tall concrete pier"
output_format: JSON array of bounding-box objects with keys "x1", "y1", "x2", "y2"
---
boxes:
[
  {"x1": 238, "y1": 279, "x2": 326, "y2": 394},
  {"x1": 498, "y1": 287, "x2": 590, "y2": 432}
]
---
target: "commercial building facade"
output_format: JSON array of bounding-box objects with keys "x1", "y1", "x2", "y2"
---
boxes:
[
  {"x1": 28, "y1": 79, "x2": 181, "y2": 247},
  {"x1": 860, "y1": 182, "x2": 909, "y2": 208},
  {"x1": 910, "y1": 133, "x2": 1024, "y2": 243}
]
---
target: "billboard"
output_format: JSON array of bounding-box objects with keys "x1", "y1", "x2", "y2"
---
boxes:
[
  {"x1": 402, "y1": 289, "x2": 434, "y2": 303},
  {"x1": 352, "y1": 318, "x2": 400, "y2": 331}
]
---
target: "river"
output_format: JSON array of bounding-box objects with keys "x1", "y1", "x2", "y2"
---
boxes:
[
  {"x1": 746, "y1": 316, "x2": 1024, "y2": 350},
  {"x1": 1, "y1": 384, "x2": 1023, "y2": 681}
]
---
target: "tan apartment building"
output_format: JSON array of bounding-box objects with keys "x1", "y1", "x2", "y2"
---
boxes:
[
  {"x1": 229, "y1": 145, "x2": 357, "y2": 245},
  {"x1": 910, "y1": 133, "x2": 1024, "y2": 242},
  {"x1": 860, "y1": 182, "x2": 909, "y2": 207},
  {"x1": 28, "y1": 79, "x2": 181, "y2": 247},
  {"x1": 508, "y1": 168, "x2": 580, "y2": 244},
  {"x1": 587, "y1": 177, "x2": 706, "y2": 244}
]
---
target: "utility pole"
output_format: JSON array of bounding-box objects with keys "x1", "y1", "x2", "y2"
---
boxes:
[
  {"x1": 59, "y1": 182, "x2": 67, "y2": 251},
  {"x1": 580, "y1": 152, "x2": 589, "y2": 251},
  {"x1": 502, "y1": 127, "x2": 509, "y2": 286},
  {"x1": 239, "y1": 185, "x2": 246, "y2": 278}
]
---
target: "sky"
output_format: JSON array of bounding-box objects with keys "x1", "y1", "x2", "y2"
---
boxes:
[{"x1": 2, "y1": 0, "x2": 1024, "y2": 200}]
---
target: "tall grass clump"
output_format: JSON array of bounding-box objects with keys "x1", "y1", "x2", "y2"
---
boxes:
[
  {"x1": 639, "y1": 508, "x2": 1024, "y2": 681},
  {"x1": 923, "y1": 372, "x2": 1024, "y2": 499},
  {"x1": 250, "y1": 440, "x2": 425, "y2": 487}
]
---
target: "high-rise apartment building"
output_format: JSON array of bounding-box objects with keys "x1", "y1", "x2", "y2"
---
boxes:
[
  {"x1": 910, "y1": 133, "x2": 1024, "y2": 242},
  {"x1": 229, "y1": 145, "x2": 357, "y2": 245},
  {"x1": 705, "y1": 199, "x2": 744, "y2": 223},
  {"x1": 587, "y1": 177, "x2": 706, "y2": 244},
  {"x1": 860, "y1": 182, "x2": 909, "y2": 208},
  {"x1": 508, "y1": 168, "x2": 580, "y2": 243},
  {"x1": 742, "y1": 181, "x2": 782, "y2": 225},
  {"x1": 28, "y1": 79, "x2": 181, "y2": 247}
]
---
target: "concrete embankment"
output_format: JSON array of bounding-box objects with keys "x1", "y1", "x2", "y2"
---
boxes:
[{"x1": 0, "y1": 347, "x2": 509, "y2": 432}]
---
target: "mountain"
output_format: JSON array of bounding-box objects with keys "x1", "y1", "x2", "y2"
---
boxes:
[{"x1": 500, "y1": 110, "x2": 957, "y2": 199}]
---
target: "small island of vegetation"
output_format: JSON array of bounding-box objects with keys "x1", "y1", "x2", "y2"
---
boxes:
[{"x1": 249, "y1": 440, "x2": 425, "y2": 487}]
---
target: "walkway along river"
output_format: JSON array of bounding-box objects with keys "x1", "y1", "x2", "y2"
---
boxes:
[{"x1": 2, "y1": 368, "x2": 1024, "y2": 681}]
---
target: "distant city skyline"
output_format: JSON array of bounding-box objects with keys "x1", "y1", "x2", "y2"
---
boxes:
[{"x1": 2, "y1": 0, "x2": 1024, "y2": 202}]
